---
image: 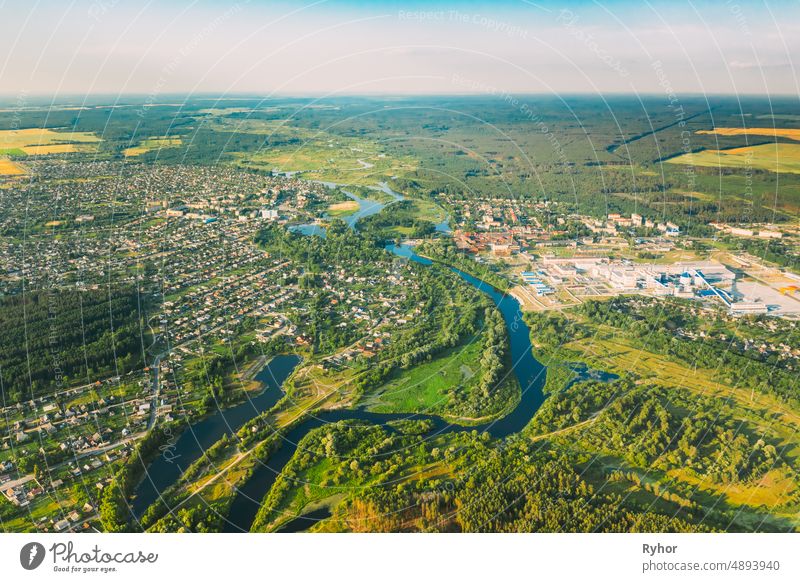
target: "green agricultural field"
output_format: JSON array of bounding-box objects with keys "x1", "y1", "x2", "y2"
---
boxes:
[
  {"x1": 123, "y1": 136, "x2": 183, "y2": 157},
  {"x1": 0, "y1": 128, "x2": 100, "y2": 155},
  {"x1": 666, "y1": 143, "x2": 800, "y2": 174}
]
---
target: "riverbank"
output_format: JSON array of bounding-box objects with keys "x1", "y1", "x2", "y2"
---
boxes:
[
  {"x1": 220, "y1": 241, "x2": 546, "y2": 532},
  {"x1": 130, "y1": 354, "x2": 302, "y2": 517},
  {"x1": 414, "y1": 240, "x2": 513, "y2": 292},
  {"x1": 135, "y1": 185, "x2": 546, "y2": 533}
]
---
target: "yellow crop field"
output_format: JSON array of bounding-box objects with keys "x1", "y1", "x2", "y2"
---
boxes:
[
  {"x1": 327, "y1": 200, "x2": 359, "y2": 217},
  {"x1": 0, "y1": 128, "x2": 100, "y2": 155},
  {"x1": 0, "y1": 158, "x2": 25, "y2": 175},
  {"x1": 666, "y1": 142, "x2": 800, "y2": 174},
  {"x1": 21, "y1": 144, "x2": 83, "y2": 155},
  {"x1": 123, "y1": 137, "x2": 182, "y2": 157},
  {"x1": 696, "y1": 127, "x2": 800, "y2": 141},
  {"x1": 123, "y1": 147, "x2": 148, "y2": 157}
]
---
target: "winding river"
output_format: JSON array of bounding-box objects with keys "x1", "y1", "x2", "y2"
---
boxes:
[
  {"x1": 131, "y1": 354, "x2": 301, "y2": 516},
  {"x1": 133, "y1": 184, "x2": 547, "y2": 532},
  {"x1": 221, "y1": 241, "x2": 547, "y2": 532},
  {"x1": 289, "y1": 181, "x2": 403, "y2": 236}
]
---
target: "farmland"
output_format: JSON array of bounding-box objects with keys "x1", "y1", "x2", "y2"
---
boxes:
[
  {"x1": 123, "y1": 137, "x2": 183, "y2": 157},
  {"x1": 0, "y1": 158, "x2": 25, "y2": 175},
  {"x1": 666, "y1": 143, "x2": 800, "y2": 174},
  {"x1": 0, "y1": 128, "x2": 100, "y2": 156},
  {"x1": 697, "y1": 127, "x2": 800, "y2": 141}
]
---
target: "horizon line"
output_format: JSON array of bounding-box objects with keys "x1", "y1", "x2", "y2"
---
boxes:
[{"x1": 1, "y1": 91, "x2": 799, "y2": 101}]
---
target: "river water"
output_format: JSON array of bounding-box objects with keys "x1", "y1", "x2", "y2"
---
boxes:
[
  {"x1": 221, "y1": 241, "x2": 547, "y2": 532},
  {"x1": 130, "y1": 354, "x2": 301, "y2": 517},
  {"x1": 289, "y1": 181, "x2": 403, "y2": 237},
  {"x1": 134, "y1": 185, "x2": 548, "y2": 532}
]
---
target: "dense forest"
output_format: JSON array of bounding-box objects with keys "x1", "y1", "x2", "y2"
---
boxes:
[
  {"x1": 578, "y1": 297, "x2": 800, "y2": 406},
  {"x1": 251, "y1": 420, "x2": 709, "y2": 533},
  {"x1": 0, "y1": 287, "x2": 146, "y2": 402}
]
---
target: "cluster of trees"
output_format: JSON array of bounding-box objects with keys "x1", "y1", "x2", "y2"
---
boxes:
[
  {"x1": 584, "y1": 385, "x2": 782, "y2": 484},
  {"x1": 477, "y1": 307, "x2": 507, "y2": 397},
  {"x1": 666, "y1": 336, "x2": 798, "y2": 406},
  {"x1": 549, "y1": 219, "x2": 593, "y2": 240},
  {"x1": 15, "y1": 445, "x2": 74, "y2": 476},
  {"x1": 180, "y1": 341, "x2": 263, "y2": 414},
  {"x1": 250, "y1": 420, "x2": 418, "y2": 531},
  {"x1": 359, "y1": 200, "x2": 436, "y2": 239},
  {"x1": 99, "y1": 426, "x2": 169, "y2": 532},
  {"x1": 578, "y1": 297, "x2": 800, "y2": 406},
  {"x1": 735, "y1": 237, "x2": 800, "y2": 271},
  {"x1": 451, "y1": 446, "x2": 705, "y2": 533},
  {"x1": 146, "y1": 502, "x2": 226, "y2": 533},
  {"x1": 523, "y1": 311, "x2": 589, "y2": 352},
  {"x1": 578, "y1": 296, "x2": 687, "y2": 336},
  {"x1": 0, "y1": 288, "x2": 145, "y2": 402},
  {"x1": 416, "y1": 238, "x2": 511, "y2": 292},
  {"x1": 527, "y1": 378, "x2": 628, "y2": 435},
  {"x1": 530, "y1": 371, "x2": 784, "y2": 487},
  {"x1": 327, "y1": 439, "x2": 708, "y2": 533},
  {"x1": 388, "y1": 285, "x2": 482, "y2": 368},
  {"x1": 608, "y1": 470, "x2": 696, "y2": 509}
]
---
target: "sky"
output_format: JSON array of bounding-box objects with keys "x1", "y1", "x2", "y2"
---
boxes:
[{"x1": 1, "y1": 0, "x2": 799, "y2": 98}]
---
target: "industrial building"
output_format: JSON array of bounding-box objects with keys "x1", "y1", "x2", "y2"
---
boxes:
[{"x1": 533, "y1": 257, "x2": 772, "y2": 313}]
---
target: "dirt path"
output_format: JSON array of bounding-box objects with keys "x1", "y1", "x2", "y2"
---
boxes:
[{"x1": 529, "y1": 414, "x2": 600, "y2": 443}]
